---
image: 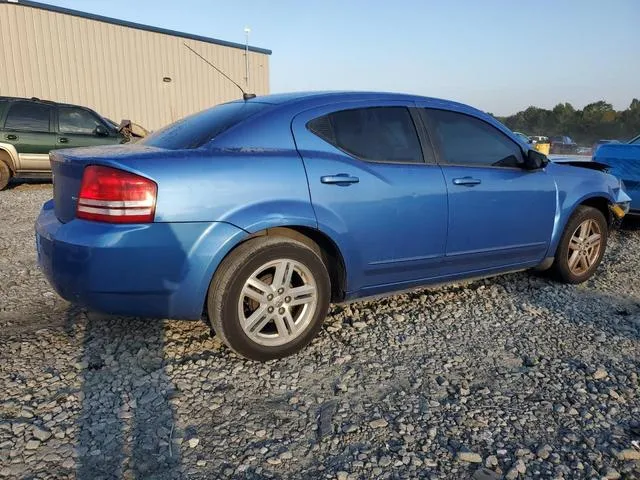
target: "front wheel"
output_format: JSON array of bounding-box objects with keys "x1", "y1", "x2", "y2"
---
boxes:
[
  {"x1": 0, "y1": 162, "x2": 11, "y2": 191},
  {"x1": 207, "y1": 236, "x2": 331, "y2": 361},
  {"x1": 552, "y1": 206, "x2": 608, "y2": 284}
]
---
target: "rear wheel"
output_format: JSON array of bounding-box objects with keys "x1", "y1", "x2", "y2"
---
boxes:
[
  {"x1": 0, "y1": 161, "x2": 11, "y2": 191},
  {"x1": 208, "y1": 236, "x2": 331, "y2": 361},
  {"x1": 552, "y1": 206, "x2": 608, "y2": 284}
]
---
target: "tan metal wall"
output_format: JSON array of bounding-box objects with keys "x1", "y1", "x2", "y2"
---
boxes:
[{"x1": 0, "y1": 3, "x2": 270, "y2": 130}]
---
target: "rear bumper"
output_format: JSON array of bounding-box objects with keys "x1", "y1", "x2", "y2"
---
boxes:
[{"x1": 35, "y1": 200, "x2": 247, "y2": 319}]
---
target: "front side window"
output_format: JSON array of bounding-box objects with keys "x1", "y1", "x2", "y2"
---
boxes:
[
  {"x1": 58, "y1": 107, "x2": 102, "y2": 134},
  {"x1": 4, "y1": 102, "x2": 51, "y2": 132},
  {"x1": 308, "y1": 107, "x2": 423, "y2": 163},
  {"x1": 425, "y1": 109, "x2": 523, "y2": 168}
]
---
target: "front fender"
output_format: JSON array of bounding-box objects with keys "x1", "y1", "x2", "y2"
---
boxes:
[{"x1": 546, "y1": 164, "x2": 628, "y2": 256}]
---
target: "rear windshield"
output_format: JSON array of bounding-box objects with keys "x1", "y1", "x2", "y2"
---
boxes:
[{"x1": 141, "y1": 101, "x2": 269, "y2": 150}]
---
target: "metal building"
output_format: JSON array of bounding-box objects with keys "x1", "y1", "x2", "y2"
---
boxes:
[{"x1": 0, "y1": 0, "x2": 271, "y2": 130}]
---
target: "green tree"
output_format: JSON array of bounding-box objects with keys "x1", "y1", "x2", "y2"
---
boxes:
[{"x1": 500, "y1": 99, "x2": 640, "y2": 145}]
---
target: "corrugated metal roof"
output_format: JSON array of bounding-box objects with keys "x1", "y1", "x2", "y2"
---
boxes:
[{"x1": 0, "y1": 0, "x2": 272, "y2": 55}]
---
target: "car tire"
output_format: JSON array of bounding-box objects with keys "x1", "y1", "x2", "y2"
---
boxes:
[
  {"x1": 207, "y1": 235, "x2": 331, "y2": 361},
  {"x1": 552, "y1": 206, "x2": 608, "y2": 284},
  {"x1": 0, "y1": 161, "x2": 11, "y2": 191}
]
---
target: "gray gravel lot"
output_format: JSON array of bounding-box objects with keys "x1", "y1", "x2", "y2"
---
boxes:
[{"x1": 1, "y1": 183, "x2": 639, "y2": 480}]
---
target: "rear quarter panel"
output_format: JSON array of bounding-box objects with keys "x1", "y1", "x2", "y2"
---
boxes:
[{"x1": 97, "y1": 149, "x2": 317, "y2": 230}]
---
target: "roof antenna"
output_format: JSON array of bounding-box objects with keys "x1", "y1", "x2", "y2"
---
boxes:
[{"x1": 183, "y1": 43, "x2": 256, "y2": 101}]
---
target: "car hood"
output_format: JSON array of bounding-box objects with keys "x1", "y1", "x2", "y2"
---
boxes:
[
  {"x1": 548, "y1": 155, "x2": 610, "y2": 172},
  {"x1": 546, "y1": 161, "x2": 631, "y2": 205}
]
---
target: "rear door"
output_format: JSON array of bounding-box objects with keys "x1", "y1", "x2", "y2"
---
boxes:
[
  {"x1": 292, "y1": 101, "x2": 448, "y2": 296},
  {"x1": 2, "y1": 101, "x2": 55, "y2": 171},
  {"x1": 421, "y1": 107, "x2": 556, "y2": 272},
  {"x1": 56, "y1": 106, "x2": 121, "y2": 149}
]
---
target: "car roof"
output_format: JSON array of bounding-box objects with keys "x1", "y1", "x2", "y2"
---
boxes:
[
  {"x1": 0, "y1": 96, "x2": 86, "y2": 109},
  {"x1": 234, "y1": 90, "x2": 474, "y2": 111}
]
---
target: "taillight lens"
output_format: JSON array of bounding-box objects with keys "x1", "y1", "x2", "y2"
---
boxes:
[{"x1": 76, "y1": 165, "x2": 157, "y2": 223}]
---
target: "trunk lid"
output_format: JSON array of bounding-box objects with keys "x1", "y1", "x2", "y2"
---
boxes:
[{"x1": 51, "y1": 144, "x2": 165, "y2": 223}]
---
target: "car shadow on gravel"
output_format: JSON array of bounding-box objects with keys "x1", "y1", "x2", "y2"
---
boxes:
[
  {"x1": 4, "y1": 178, "x2": 51, "y2": 191},
  {"x1": 522, "y1": 241, "x2": 640, "y2": 344},
  {"x1": 621, "y1": 216, "x2": 640, "y2": 231},
  {"x1": 71, "y1": 306, "x2": 182, "y2": 480}
]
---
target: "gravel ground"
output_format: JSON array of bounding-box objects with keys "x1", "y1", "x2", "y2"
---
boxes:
[{"x1": 1, "y1": 183, "x2": 639, "y2": 480}]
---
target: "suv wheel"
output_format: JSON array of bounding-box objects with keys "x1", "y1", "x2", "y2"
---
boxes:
[
  {"x1": 207, "y1": 236, "x2": 331, "y2": 361},
  {"x1": 0, "y1": 161, "x2": 12, "y2": 191},
  {"x1": 552, "y1": 206, "x2": 608, "y2": 284}
]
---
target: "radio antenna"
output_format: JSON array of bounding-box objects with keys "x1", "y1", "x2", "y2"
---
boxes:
[{"x1": 183, "y1": 43, "x2": 256, "y2": 101}]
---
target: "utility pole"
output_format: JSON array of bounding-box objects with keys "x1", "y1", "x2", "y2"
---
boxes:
[{"x1": 244, "y1": 27, "x2": 251, "y2": 87}]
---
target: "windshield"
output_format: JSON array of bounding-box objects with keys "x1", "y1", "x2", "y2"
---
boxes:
[
  {"x1": 630, "y1": 135, "x2": 640, "y2": 145},
  {"x1": 142, "y1": 101, "x2": 270, "y2": 150},
  {"x1": 104, "y1": 117, "x2": 119, "y2": 130}
]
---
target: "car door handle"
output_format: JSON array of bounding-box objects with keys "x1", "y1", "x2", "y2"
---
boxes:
[
  {"x1": 58, "y1": 137, "x2": 69, "y2": 144},
  {"x1": 452, "y1": 177, "x2": 481, "y2": 186},
  {"x1": 321, "y1": 174, "x2": 360, "y2": 185},
  {"x1": 6, "y1": 134, "x2": 17, "y2": 141}
]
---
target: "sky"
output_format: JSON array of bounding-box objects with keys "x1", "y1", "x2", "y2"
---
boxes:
[{"x1": 43, "y1": 0, "x2": 639, "y2": 116}]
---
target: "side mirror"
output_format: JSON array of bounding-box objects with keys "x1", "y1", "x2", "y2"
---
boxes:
[
  {"x1": 94, "y1": 125, "x2": 109, "y2": 137},
  {"x1": 524, "y1": 149, "x2": 548, "y2": 170}
]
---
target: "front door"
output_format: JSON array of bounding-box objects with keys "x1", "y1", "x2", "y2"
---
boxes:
[
  {"x1": 2, "y1": 101, "x2": 55, "y2": 171},
  {"x1": 421, "y1": 107, "x2": 556, "y2": 273},
  {"x1": 292, "y1": 102, "x2": 449, "y2": 297},
  {"x1": 56, "y1": 106, "x2": 121, "y2": 149}
]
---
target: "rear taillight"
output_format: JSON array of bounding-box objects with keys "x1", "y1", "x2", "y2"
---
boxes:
[{"x1": 76, "y1": 165, "x2": 157, "y2": 223}]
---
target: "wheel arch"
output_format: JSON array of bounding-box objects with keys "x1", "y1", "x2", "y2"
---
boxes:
[
  {"x1": 548, "y1": 194, "x2": 614, "y2": 258},
  {"x1": 579, "y1": 195, "x2": 613, "y2": 227},
  {"x1": 0, "y1": 143, "x2": 18, "y2": 172},
  {"x1": 244, "y1": 226, "x2": 347, "y2": 303}
]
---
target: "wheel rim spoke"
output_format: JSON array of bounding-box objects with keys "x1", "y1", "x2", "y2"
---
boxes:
[
  {"x1": 272, "y1": 260, "x2": 293, "y2": 290},
  {"x1": 584, "y1": 253, "x2": 594, "y2": 268},
  {"x1": 283, "y1": 310, "x2": 297, "y2": 334},
  {"x1": 568, "y1": 250, "x2": 580, "y2": 270},
  {"x1": 244, "y1": 278, "x2": 271, "y2": 303},
  {"x1": 245, "y1": 305, "x2": 271, "y2": 332},
  {"x1": 578, "y1": 254, "x2": 588, "y2": 271},
  {"x1": 287, "y1": 285, "x2": 316, "y2": 306},
  {"x1": 569, "y1": 238, "x2": 581, "y2": 251},
  {"x1": 579, "y1": 221, "x2": 590, "y2": 240},
  {"x1": 274, "y1": 315, "x2": 292, "y2": 338},
  {"x1": 585, "y1": 233, "x2": 601, "y2": 248}
]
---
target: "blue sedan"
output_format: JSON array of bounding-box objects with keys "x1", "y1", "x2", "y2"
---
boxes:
[{"x1": 35, "y1": 92, "x2": 631, "y2": 360}]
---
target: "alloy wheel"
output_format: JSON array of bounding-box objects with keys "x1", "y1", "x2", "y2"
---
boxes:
[
  {"x1": 567, "y1": 219, "x2": 602, "y2": 276},
  {"x1": 237, "y1": 258, "x2": 318, "y2": 347}
]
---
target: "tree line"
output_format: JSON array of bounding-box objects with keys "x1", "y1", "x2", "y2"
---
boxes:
[{"x1": 490, "y1": 99, "x2": 640, "y2": 146}]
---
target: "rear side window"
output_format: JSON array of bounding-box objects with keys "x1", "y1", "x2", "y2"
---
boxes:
[
  {"x1": 4, "y1": 102, "x2": 52, "y2": 132},
  {"x1": 425, "y1": 109, "x2": 523, "y2": 168},
  {"x1": 58, "y1": 107, "x2": 102, "y2": 134},
  {"x1": 308, "y1": 107, "x2": 423, "y2": 163},
  {"x1": 142, "y1": 102, "x2": 269, "y2": 150}
]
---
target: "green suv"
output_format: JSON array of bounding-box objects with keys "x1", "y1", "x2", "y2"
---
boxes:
[{"x1": 0, "y1": 97, "x2": 126, "y2": 190}]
